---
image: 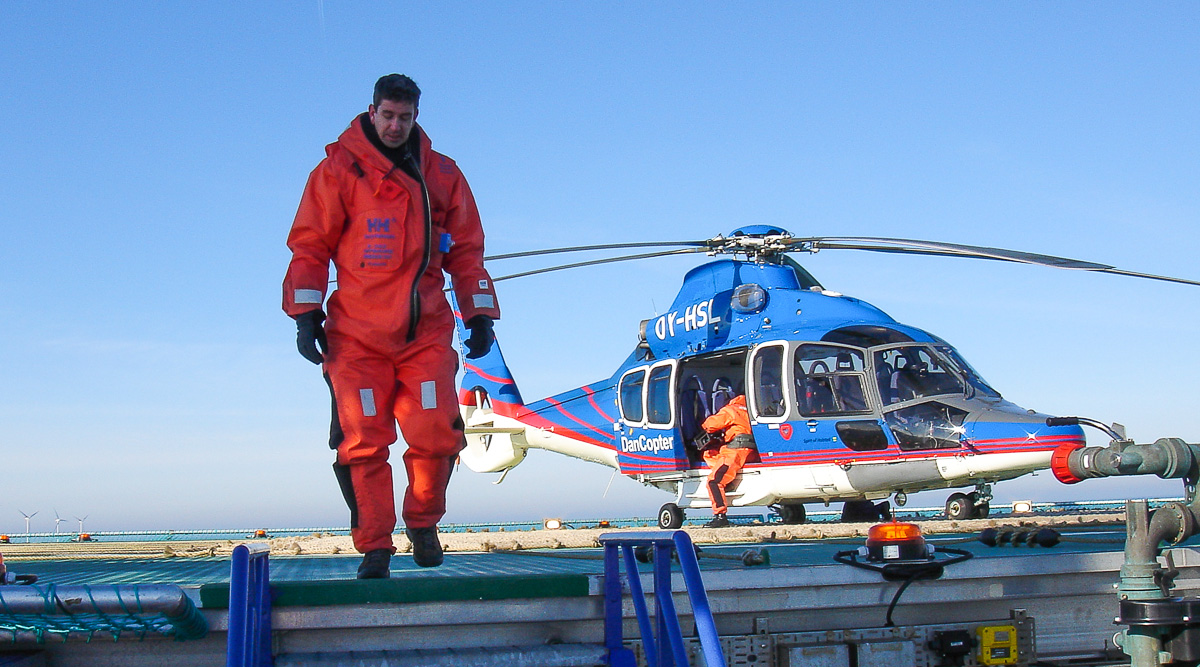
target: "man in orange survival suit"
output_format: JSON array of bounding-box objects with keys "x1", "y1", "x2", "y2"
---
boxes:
[
  {"x1": 283, "y1": 74, "x2": 500, "y2": 577},
  {"x1": 699, "y1": 395, "x2": 756, "y2": 528}
]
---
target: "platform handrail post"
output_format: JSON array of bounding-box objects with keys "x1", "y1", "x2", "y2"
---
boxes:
[
  {"x1": 622, "y1": 546, "x2": 659, "y2": 667},
  {"x1": 599, "y1": 531, "x2": 726, "y2": 667},
  {"x1": 673, "y1": 531, "x2": 724, "y2": 667},
  {"x1": 604, "y1": 543, "x2": 638, "y2": 667},
  {"x1": 226, "y1": 543, "x2": 272, "y2": 667},
  {"x1": 654, "y1": 541, "x2": 690, "y2": 666}
]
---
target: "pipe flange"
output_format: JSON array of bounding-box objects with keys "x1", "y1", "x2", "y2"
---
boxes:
[
  {"x1": 1051, "y1": 442, "x2": 1086, "y2": 484},
  {"x1": 1117, "y1": 598, "x2": 1200, "y2": 627}
]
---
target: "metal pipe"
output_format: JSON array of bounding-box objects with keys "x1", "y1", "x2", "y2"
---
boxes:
[
  {"x1": 1120, "y1": 501, "x2": 1174, "y2": 667},
  {"x1": 0, "y1": 584, "x2": 195, "y2": 617},
  {"x1": 1120, "y1": 501, "x2": 1163, "y2": 601},
  {"x1": 0, "y1": 584, "x2": 206, "y2": 643},
  {"x1": 1065, "y1": 438, "x2": 1198, "y2": 482}
]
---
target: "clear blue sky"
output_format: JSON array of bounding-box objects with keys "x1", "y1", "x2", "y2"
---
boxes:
[{"x1": 1, "y1": 3, "x2": 1197, "y2": 532}]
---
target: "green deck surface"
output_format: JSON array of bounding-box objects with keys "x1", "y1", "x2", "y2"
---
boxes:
[
  {"x1": 199, "y1": 572, "x2": 590, "y2": 608},
  {"x1": 2, "y1": 529, "x2": 1139, "y2": 610}
]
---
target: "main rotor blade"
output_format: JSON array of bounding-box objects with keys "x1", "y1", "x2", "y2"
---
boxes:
[
  {"x1": 486, "y1": 240, "x2": 709, "y2": 262},
  {"x1": 791, "y1": 237, "x2": 1200, "y2": 287},
  {"x1": 494, "y1": 247, "x2": 709, "y2": 282}
]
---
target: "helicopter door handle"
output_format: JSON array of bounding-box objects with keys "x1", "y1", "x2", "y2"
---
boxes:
[{"x1": 806, "y1": 420, "x2": 819, "y2": 433}]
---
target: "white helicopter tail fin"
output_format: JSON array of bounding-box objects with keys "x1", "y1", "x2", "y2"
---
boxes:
[{"x1": 453, "y1": 300, "x2": 528, "y2": 474}]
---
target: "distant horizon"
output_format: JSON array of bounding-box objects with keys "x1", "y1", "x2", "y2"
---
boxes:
[{"x1": 4, "y1": 492, "x2": 1181, "y2": 537}]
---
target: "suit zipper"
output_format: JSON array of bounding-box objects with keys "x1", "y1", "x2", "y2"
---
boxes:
[{"x1": 406, "y1": 155, "x2": 432, "y2": 343}]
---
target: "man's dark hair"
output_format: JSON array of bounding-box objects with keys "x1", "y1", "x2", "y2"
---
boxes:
[{"x1": 373, "y1": 74, "x2": 421, "y2": 108}]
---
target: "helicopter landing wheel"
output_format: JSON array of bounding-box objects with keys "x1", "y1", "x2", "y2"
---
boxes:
[
  {"x1": 969, "y1": 492, "x2": 991, "y2": 519},
  {"x1": 775, "y1": 503, "x2": 806, "y2": 524},
  {"x1": 945, "y1": 492, "x2": 973, "y2": 521},
  {"x1": 840, "y1": 500, "x2": 883, "y2": 523},
  {"x1": 658, "y1": 503, "x2": 685, "y2": 529}
]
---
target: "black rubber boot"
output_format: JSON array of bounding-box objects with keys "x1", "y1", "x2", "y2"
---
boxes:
[
  {"x1": 406, "y1": 526, "x2": 444, "y2": 567},
  {"x1": 704, "y1": 514, "x2": 730, "y2": 528},
  {"x1": 356, "y1": 548, "x2": 392, "y2": 579}
]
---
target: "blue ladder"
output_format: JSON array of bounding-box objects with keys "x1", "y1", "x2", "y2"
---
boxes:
[
  {"x1": 226, "y1": 543, "x2": 272, "y2": 667},
  {"x1": 600, "y1": 531, "x2": 726, "y2": 667}
]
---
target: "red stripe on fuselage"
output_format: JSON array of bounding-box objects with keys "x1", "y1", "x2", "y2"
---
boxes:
[
  {"x1": 463, "y1": 363, "x2": 514, "y2": 386},
  {"x1": 582, "y1": 385, "x2": 616, "y2": 423},
  {"x1": 509, "y1": 405, "x2": 617, "y2": 451},
  {"x1": 545, "y1": 396, "x2": 616, "y2": 441}
]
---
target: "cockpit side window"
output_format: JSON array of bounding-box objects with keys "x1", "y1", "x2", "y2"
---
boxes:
[
  {"x1": 874, "y1": 346, "x2": 965, "y2": 404},
  {"x1": 619, "y1": 369, "x2": 646, "y2": 423},
  {"x1": 794, "y1": 345, "x2": 870, "y2": 416},
  {"x1": 751, "y1": 345, "x2": 786, "y2": 418}
]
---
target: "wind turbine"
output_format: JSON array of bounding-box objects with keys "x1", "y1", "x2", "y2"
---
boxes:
[
  {"x1": 53, "y1": 509, "x2": 64, "y2": 535},
  {"x1": 18, "y1": 510, "x2": 38, "y2": 542},
  {"x1": 75, "y1": 514, "x2": 88, "y2": 534}
]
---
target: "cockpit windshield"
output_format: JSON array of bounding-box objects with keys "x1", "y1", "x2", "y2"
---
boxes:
[
  {"x1": 874, "y1": 345, "x2": 966, "y2": 405},
  {"x1": 935, "y1": 345, "x2": 1001, "y2": 399}
]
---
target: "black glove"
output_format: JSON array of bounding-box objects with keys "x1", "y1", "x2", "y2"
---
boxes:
[
  {"x1": 696, "y1": 432, "x2": 723, "y2": 451},
  {"x1": 464, "y1": 315, "x2": 494, "y2": 359},
  {"x1": 295, "y1": 310, "x2": 328, "y2": 365}
]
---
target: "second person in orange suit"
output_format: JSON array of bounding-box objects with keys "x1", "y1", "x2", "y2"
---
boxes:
[
  {"x1": 283, "y1": 74, "x2": 500, "y2": 577},
  {"x1": 700, "y1": 394, "x2": 756, "y2": 528}
]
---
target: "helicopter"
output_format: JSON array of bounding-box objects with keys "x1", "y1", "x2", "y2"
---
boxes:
[{"x1": 453, "y1": 226, "x2": 1199, "y2": 528}]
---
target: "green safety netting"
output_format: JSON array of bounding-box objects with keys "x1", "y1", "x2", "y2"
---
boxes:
[{"x1": 0, "y1": 583, "x2": 207, "y2": 643}]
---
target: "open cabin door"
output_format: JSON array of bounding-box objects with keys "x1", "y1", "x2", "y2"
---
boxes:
[{"x1": 674, "y1": 348, "x2": 750, "y2": 469}]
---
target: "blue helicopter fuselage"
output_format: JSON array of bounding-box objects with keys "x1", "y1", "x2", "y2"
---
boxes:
[{"x1": 458, "y1": 254, "x2": 1084, "y2": 504}]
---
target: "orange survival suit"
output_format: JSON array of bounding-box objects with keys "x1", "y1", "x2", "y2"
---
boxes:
[
  {"x1": 701, "y1": 395, "x2": 756, "y2": 515},
  {"x1": 283, "y1": 114, "x2": 500, "y2": 554}
]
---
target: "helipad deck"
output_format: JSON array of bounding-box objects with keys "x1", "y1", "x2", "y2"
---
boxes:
[{"x1": 1, "y1": 527, "x2": 1192, "y2": 667}]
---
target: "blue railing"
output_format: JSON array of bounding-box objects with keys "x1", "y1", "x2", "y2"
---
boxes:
[
  {"x1": 226, "y1": 543, "x2": 272, "y2": 667},
  {"x1": 600, "y1": 531, "x2": 725, "y2": 667}
]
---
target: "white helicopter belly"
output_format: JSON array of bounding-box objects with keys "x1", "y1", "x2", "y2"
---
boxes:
[
  {"x1": 935, "y1": 450, "x2": 1052, "y2": 484},
  {"x1": 660, "y1": 450, "x2": 1054, "y2": 510},
  {"x1": 522, "y1": 421, "x2": 620, "y2": 468}
]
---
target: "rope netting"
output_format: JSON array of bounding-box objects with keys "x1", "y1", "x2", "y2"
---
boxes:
[{"x1": 0, "y1": 584, "x2": 207, "y2": 643}]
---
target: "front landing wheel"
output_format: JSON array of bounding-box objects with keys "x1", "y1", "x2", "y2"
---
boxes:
[
  {"x1": 658, "y1": 503, "x2": 685, "y2": 529},
  {"x1": 775, "y1": 503, "x2": 807, "y2": 524}
]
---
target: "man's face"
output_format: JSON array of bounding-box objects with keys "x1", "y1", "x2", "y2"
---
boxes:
[{"x1": 368, "y1": 99, "x2": 417, "y2": 149}]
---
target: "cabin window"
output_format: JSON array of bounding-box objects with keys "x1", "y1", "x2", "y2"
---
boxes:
[
  {"x1": 874, "y1": 345, "x2": 966, "y2": 405},
  {"x1": 794, "y1": 345, "x2": 870, "y2": 416},
  {"x1": 836, "y1": 420, "x2": 890, "y2": 451},
  {"x1": 885, "y1": 402, "x2": 968, "y2": 450},
  {"x1": 751, "y1": 345, "x2": 787, "y2": 418},
  {"x1": 646, "y1": 365, "x2": 673, "y2": 425},
  {"x1": 619, "y1": 369, "x2": 646, "y2": 423}
]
